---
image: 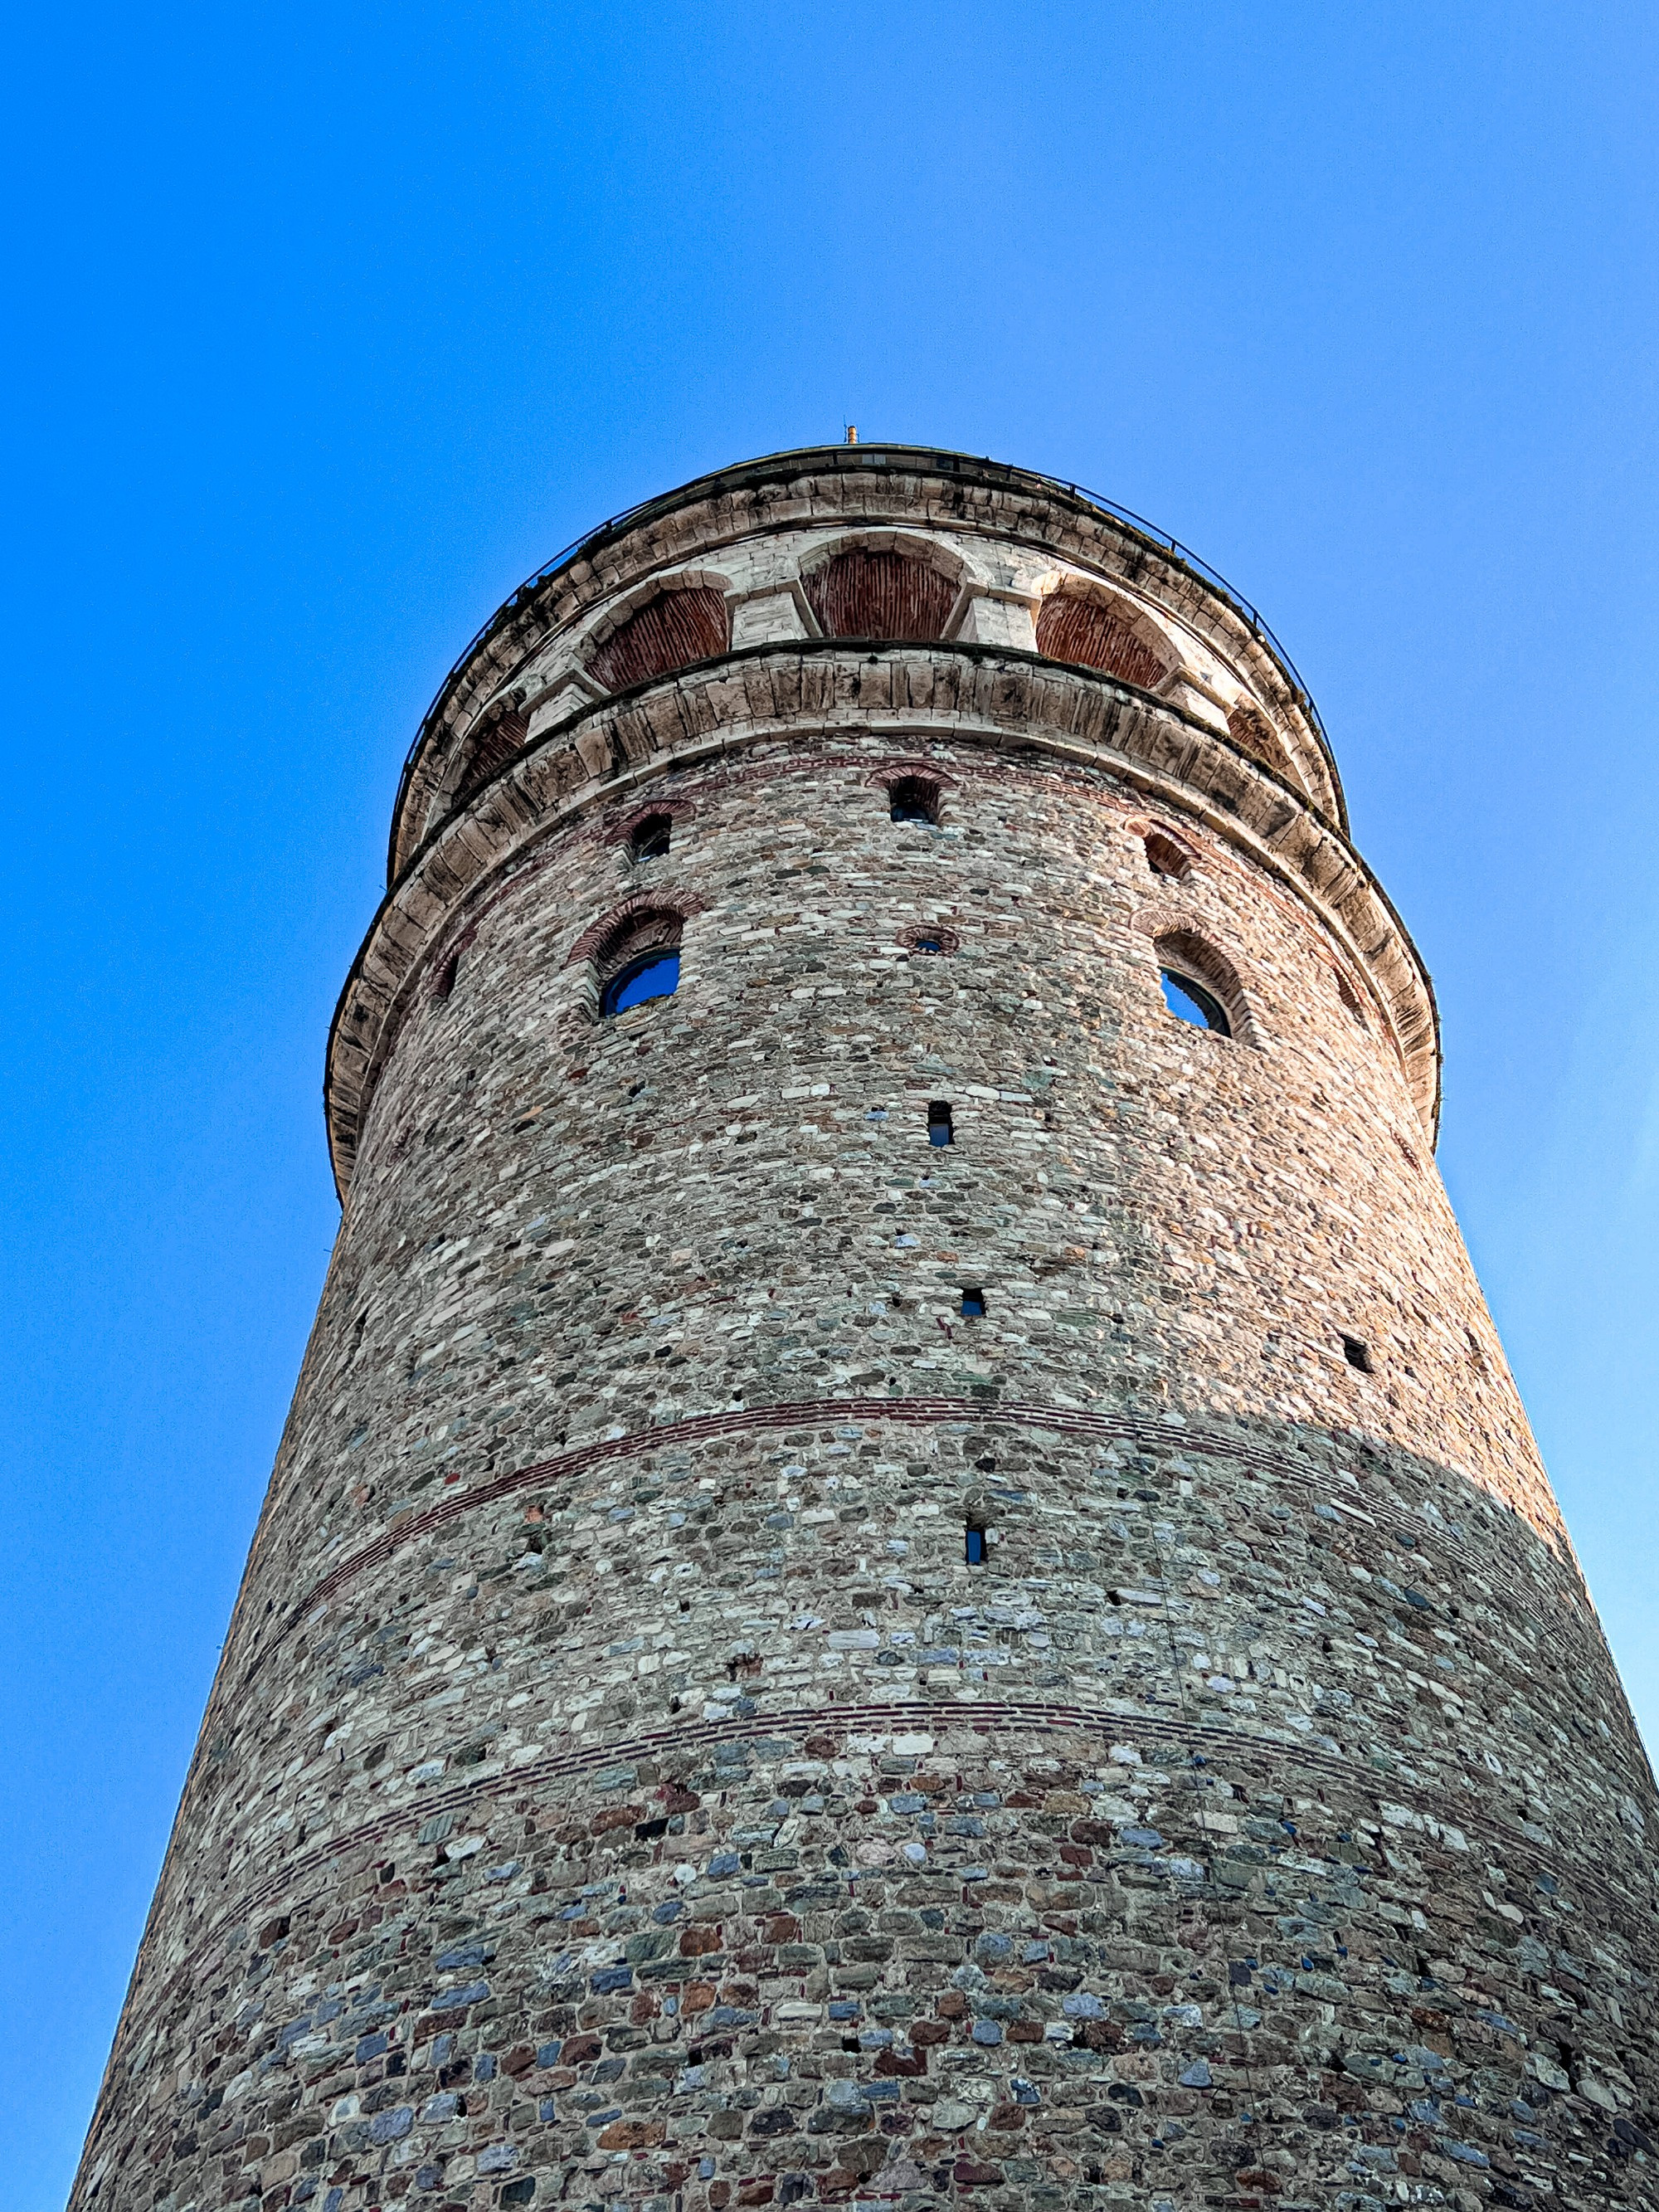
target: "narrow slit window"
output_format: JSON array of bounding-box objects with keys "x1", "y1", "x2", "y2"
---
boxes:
[
  {"x1": 1160, "y1": 968, "x2": 1231, "y2": 1036},
  {"x1": 965, "y1": 1525, "x2": 987, "y2": 1566},
  {"x1": 961, "y1": 1288, "x2": 985, "y2": 1318},
  {"x1": 927, "y1": 1101, "x2": 954, "y2": 1147},
  {"x1": 1340, "y1": 1334, "x2": 1374, "y2": 1374},
  {"x1": 630, "y1": 813, "x2": 672, "y2": 861}
]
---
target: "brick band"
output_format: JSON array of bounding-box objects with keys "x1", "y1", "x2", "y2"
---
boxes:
[{"x1": 264, "y1": 1394, "x2": 1578, "y2": 1663}]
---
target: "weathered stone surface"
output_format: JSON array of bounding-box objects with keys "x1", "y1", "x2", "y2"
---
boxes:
[{"x1": 74, "y1": 449, "x2": 1656, "y2": 2212}]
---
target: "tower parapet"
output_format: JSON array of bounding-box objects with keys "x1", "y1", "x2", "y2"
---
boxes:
[{"x1": 75, "y1": 448, "x2": 1656, "y2": 2212}]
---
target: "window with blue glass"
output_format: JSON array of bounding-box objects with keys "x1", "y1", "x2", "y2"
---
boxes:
[
  {"x1": 927, "y1": 1101, "x2": 954, "y2": 1147},
  {"x1": 965, "y1": 1524, "x2": 987, "y2": 1566},
  {"x1": 1160, "y1": 968, "x2": 1231, "y2": 1036},
  {"x1": 1153, "y1": 933, "x2": 1243, "y2": 1041},
  {"x1": 601, "y1": 949, "x2": 680, "y2": 1017}
]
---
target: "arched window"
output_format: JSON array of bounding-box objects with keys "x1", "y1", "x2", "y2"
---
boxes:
[
  {"x1": 601, "y1": 949, "x2": 679, "y2": 1017},
  {"x1": 898, "y1": 921, "x2": 960, "y2": 957},
  {"x1": 888, "y1": 776, "x2": 941, "y2": 826},
  {"x1": 1153, "y1": 930, "x2": 1248, "y2": 1041},
  {"x1": 586, "y1": 586, "x2": 730, "y2": 693},
  {"x1": 1035, "y1": 588, "x2": 1173, "y2": 690},
  {"x1": 629, "y1": 812, "x2": 673, "y2": 861},
  {"x1": 592, "y1": 908, "x2": 685, "y2": 1019},
  {"x1": 1160, "y1": 968, "x2": 1230, "y2": 1035},
  {"x1": 1144, "y1": 830, "x2": 1191, "y2": 881},
  {"x1": 804, "y1": 548, "x2": 956, "y2": 641}
]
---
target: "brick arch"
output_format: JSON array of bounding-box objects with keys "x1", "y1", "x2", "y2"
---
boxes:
[
  {"x1": 1225, "y1": 697, "x2": 1298, "y2": 783},
  {"x1": 564, "y1": 890, "x2": 705, "y2": 972},
  {"x1": 800, "y1": 535, "x2": 961, "y2": 641},
  {"x1": 450, "y1": 701, "x2": 530, "y2": 808},
  {"x1": 1035, "y1": 583, "x2": 1175, "y2": 691},
  {"x1": 865, "y1": 759, "x2": 959, "y2": 793},
  {"x1": 1153, "y1": 925, "x2": 1256, "y2": 1044},
  {"x1": 1138, "y1": 821, "x2": 1196, "y2": 881},
  {"x1": 1130, "y1": 900, "x2": 1204, "y2": 943},
  {"x1": 1332, "y1": 960, "x2": 1370, "y2": 1027},
  {"x1": 584, "y1": 580, "x2": 731, "y2": 693}
]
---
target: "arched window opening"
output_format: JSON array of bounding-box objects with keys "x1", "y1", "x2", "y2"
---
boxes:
[
  {"x1": 593, "y1": 908, "x2": 685, "y2": 1021},
  {"x1": 804, "y1": 548, "x2": 956, "y2": 642},
  {"x1": 455, "y1": 706, "x2": 529, "y2": 807},
  {"x1": 1154, "y1": 930, "x2": 1246, "y2": 1042},
  {"x1": 630, "y1": 813, "x2": 673, "y2": 861},
  {"x1": 1035, "y1": 588, "x2": 1172, "y2": 690},
  {"x1": 601, "y1": 950, "x2": 680, "y2": 1018},
  {"x1": 927, "y1": 1101, "x2": 954, "y2": 1147},
  {"x1": 898, "y1": 920, "x2": 960, "y2": 957},
  {"x1": 586, "y1": 585, "x2": 730, "y2": 694},
  {"x1": 888, "y1": 776, "x2": 941, "y2": 826},
  {"x1": 1144, "y1": 831, "x2": 1190, "y2": 881},
  {"x1": 1160, "y1": 969, "x2": 1230, "y2": 1034}
]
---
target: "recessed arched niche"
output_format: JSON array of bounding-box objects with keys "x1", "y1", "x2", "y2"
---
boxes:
[
  {"x1": 801, "y1": 540, "x2": 959, "y2": 642},
  {"x1": 1034, "y1": 584, "x2": 1175, "y2": 691},
  {"x1": 585, "y1": 583, "x2": 731, "y2": 693}
]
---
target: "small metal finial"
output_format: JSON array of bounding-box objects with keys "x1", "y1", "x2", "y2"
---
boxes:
[{"x1": 845, "y1": 425, "x2": 858, "y2": 445}]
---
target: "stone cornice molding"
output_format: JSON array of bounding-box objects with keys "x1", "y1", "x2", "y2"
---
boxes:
[
  {"x1": 387, "y1": 447, "x2": 1341, "y2": 878},
  {"x1": 327, "y1": 641, "x2": 1438, "y2": 1201}
]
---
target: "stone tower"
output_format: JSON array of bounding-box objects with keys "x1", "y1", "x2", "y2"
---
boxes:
[{"x1": 75, "y1": 447, "x2": 1657, "y2": 2212}]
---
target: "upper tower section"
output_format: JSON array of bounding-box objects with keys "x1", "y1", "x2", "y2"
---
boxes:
[
  {"x1": 388, "y1": 445, "x2": 1345, "y2": 871},
  {"x1": 329, "y1": 445, "x2": 1436, "y2": 1196}
]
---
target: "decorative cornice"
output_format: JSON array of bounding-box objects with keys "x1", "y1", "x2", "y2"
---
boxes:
[
  {"x1": 328, "y1": 641, "x2": 1437, "y2": 1200},
  {"x1": 387, "y1": 447, "x2": 1342, "y2": 878}
]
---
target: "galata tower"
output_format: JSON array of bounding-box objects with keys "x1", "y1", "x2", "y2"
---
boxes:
[{"x1": 75, "y1": 447, "x2": 1657, "y2": 2212}]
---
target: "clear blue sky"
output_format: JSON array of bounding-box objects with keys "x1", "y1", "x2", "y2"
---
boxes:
[{"x1": 3, "y1": 5, "x2": 1656, "y2": 2203}]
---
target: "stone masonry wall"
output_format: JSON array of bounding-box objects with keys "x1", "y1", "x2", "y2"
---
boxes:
[{"x1": 73, "y1": 464, "x2": 1657, "y2": 2212}]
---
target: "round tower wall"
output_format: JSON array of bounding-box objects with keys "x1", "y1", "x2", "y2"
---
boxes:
[{"x1": 72, "y1": 456, "x2": 1659, "y2": 2212}]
